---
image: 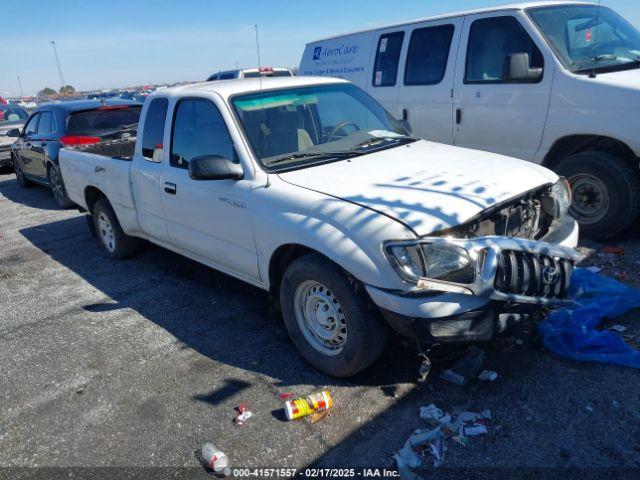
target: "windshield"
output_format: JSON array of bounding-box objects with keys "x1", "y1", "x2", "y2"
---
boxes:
[
  {"x1": 0, "y1": 105, "x2": 29, "y2": 124},
  {"x1": 528, "y1": 5, "x2": 640, "y2": 74},
  {"x1": 232, "y1": 83, "x2": 413, "y2": 171}
]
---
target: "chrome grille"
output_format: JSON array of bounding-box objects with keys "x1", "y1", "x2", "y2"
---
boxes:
[{"x1": 494, "y1": 250, "x2": 574, "y2": 299}]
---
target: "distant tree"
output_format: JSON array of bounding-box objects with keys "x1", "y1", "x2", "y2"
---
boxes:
[
  {"x1": 59, "y1": 85, "x2": 76, "y2": 95},
  {"x1": 39, "y1": 87, "x2": 57, "y2": 96}
]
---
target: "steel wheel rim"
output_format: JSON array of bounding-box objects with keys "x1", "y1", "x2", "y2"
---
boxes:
[
  {"x1": 97, "y1": 212, "x2": 116, "y2": 253},
  {"x1": 569, "y1": 174, "x2": 610, "y2": 225},
  {"x1": 293, "y1": 280, "x2": 347, "y2": 356},
  {"x1": 49, "y1": 167, "x2": 64, "y2": 203}
]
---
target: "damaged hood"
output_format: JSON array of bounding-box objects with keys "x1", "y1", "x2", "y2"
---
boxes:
[{"x1": 278, "y1": 140, "x2": 558, "y2": 236}]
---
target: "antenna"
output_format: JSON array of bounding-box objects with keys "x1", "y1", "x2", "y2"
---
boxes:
[
  {"x1": 590, "y1": 0, "x2": 603, "y2": 79},
  {"x1": 17, "y1": 75, "x2": 24, "y2": 97},
  {"x1": 255, "y1": 24, "x2": 263, "y2": 90}
]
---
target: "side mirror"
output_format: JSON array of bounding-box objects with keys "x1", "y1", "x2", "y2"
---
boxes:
[
  {"x1": 505, "y1": 53, "x2": 543, "y2": 82},
  {"x1": 6, "y1": 128, "x2": 21, "y2": 138},
  {"x1": 189, "y1": 155, "x2": 244, "y2": 181}
]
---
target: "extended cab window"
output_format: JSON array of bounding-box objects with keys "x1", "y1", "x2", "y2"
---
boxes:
[
  {"x1": 170, "y1": 99, "x2": 235, "y2": 169},
  {"x1": 404, "y1": 24, "x2": 455, "y2": 85},
  {"x1": 372, "y1": 32, "x2": 405, "y2": 87},
  {"x1": 465, "y1": 16, "x2": 543, "y2": 83},
  {"x1": 141, "y1": 98, "x2": 168, "y2": 161}
]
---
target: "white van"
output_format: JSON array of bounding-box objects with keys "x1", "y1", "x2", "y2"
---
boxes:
[{"x1": 300, "y1": 1, "x2": 640, "y2": 239}]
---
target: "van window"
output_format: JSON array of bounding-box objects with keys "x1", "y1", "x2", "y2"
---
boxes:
[
  {"x1": 219, "y1": 72, "x2": 236, "y2": 80},
  {"x1": 170, "y1": 99, "x2": 235, "y2": 169},
  {"x1": 404, "y1": 25, "x2": 455, "y2": 86},
  {"x1": 372, "y1": 32, "x2": 405, "y2": 87},
  {"x1": 465, "y1": 16, "x2": 544, "y2": 83},
  {"x1": 141, "y1": 98, "x2": 168, "y2": 161},
  {"x1": 37, "y1": 112, "x2": 54, "y2": 134}
]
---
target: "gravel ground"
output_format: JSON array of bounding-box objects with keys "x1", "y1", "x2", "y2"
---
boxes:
[{"x1": 0, "y1": 170, "x2": 639, "y2": 480}]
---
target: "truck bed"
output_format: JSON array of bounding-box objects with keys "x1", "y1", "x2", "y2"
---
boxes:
[{"x1": 70, "y1": 137, "x2": 137, "y2": 160}]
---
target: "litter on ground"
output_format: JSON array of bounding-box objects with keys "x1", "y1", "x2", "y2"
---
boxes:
[
  {"x1": 394, "y1": 404, "x2": 491, "y2": 474},
  {"x1": 478, "y1": 370, "x2": 498, "y2": 382},
  {"x1": 438, "y1": 347, "x2": 486, "y2": 386},
  {"x1": 233, "y1": 404, "x2": 253, "y2": 426}
]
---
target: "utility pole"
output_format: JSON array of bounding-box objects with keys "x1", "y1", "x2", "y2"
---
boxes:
[
  {"x1": 50, "y1": 41, "x2": 66, "y2": 88},
  {"x1": 17, "y1": 75, "x2": 24, "y2": 97}
]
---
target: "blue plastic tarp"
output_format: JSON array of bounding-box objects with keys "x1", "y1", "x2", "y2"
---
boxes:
[{"x1": 539, "y1": 268, "x2": 640, "y2": 369}]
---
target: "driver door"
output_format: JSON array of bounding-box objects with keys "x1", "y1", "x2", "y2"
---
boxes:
[{"x1": 160, "y1": 97, "x2": 259, "y2": 282}]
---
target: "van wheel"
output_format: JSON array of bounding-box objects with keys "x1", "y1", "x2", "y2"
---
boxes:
[
  {"x1": 554, "y1": 151, "x2": 640, "y2": 240},
  {"x1": 280, "y1": 253, "x2": 388, "y2": 378},
  {"x1": 13, "y1": 157, "x2": 34, "y2": 188},
  {"x1": 93, "y1": 197, "x2": 138, "y2": 259},
  {"x1": 48, "y1": 164, "x2": 74, "y2": 208}
]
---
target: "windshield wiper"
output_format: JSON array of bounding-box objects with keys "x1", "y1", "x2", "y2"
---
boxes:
[
  {"x1": 351, "y1": 135, "x2": 418, "y2": 151},
  {"x1": 264, "y1": 151, "x2": 360, "y2": 167}
]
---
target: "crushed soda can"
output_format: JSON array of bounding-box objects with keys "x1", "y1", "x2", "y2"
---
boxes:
[{"x1": 234, "y1": 404, "x2": 253, "y2": 426}]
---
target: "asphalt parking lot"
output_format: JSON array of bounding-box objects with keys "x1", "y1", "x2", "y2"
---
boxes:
[{"x1": 1, "y1": 170, "x2": 639, "y2": 479}]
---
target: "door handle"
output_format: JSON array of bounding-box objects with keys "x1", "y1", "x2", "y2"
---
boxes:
[
  {"x1": 95, "y1": 166, "x2": 105, "y2": 173},
  {"x1": 164, "y1": 182, "x2": 177, "y2": 195},
  {"x1": 456, "y1": 108, "x2": 462, "y2": 125}
]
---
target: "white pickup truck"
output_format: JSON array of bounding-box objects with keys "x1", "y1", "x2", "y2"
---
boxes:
[{"x1": 60, "y1": 76, "x2": 581, "y2": 377}]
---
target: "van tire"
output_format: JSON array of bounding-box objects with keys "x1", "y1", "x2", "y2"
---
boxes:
[
  {"x1": 280, "y1": 253, "x2": 388, "y2": 378},
  {"x1": 554, "y1": 151, "x2": 640, "y2": 240},
  {"x1": 93, "y1": 197, "x2": 138, "y2": 259}
]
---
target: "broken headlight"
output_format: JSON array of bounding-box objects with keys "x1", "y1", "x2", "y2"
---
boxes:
[
  {"x1": 385, "y1": 241, "x2": 475, "y2": 284},
  {"x1": 544, "y1": 178, "x2": 572, "y2": 219}
]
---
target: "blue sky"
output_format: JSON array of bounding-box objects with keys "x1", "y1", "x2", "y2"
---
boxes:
[{"x1": 1, "y1": 0, "x2": 638, "y2": 96}]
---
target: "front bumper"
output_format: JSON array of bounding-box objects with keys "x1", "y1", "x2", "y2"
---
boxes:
[{"x1": 367, "y1": 215, "x2": 581, "y2": 342}]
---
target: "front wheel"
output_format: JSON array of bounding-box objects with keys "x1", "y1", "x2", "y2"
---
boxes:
[
  {"x1": 554, "y1": 151, "x2": 640, "y2": 240},
  {"x1": 93, "y1": 197, "x2": 138, "y2": 259},
  {"x1": 48, "y1": 164, "x2": 74, "y2": 208},
  {"x1": 280, "y1": 253, "x2": 388, "y2": 378}
]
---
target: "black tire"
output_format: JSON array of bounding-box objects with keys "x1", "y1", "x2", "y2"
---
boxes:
[
  {"x1": 13, "y1": 157, "x2": 35, "y2": 188},
  {"x1": 92, "y1": 197, "x2": 138, "y2": 259},
  {"x1": 47, "y1": 164, "x2": 74, "y2": 208},
  {"x1": 280, "y1": 253, "x2": 388, "y2": 378},
  {"x1": 554, "y1": 151, "x2": 640, "y2": 240}
]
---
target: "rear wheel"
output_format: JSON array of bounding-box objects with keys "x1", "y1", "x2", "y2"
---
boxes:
[
  {"x1": 280, "y1": 253, "x2": 388, "y2": 377},
  {"x1": 93, "y1": 197, "x2": 138, "y2": 259},
  {"x1": 48, "y1": 164, "x2": 74, "y2": 208},
  {"x1": 13, "y1": 157, "x2": 35, "y2": 188},
  {"x1": 554, "y1": 151, "x2": 640, "y2": 240}
]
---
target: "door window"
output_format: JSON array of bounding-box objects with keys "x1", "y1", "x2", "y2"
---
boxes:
[
  {"x1": 465, "y1": 16, "x2": 544, "y2": 83},
  {"x1": 37, "y1": 112, "x2": 54, "y2": 134},
  {"x1": 404, "y1": 24, "x2": 455, "y2": 85},
  {"x1": 170, "y1": 99, "x2": 235, "y2": 169},
  {"x1": 372, "y1": 32, "x2": 405, "y2": 87},
  {"x1": 141, "y1": 98, "x2": 168, "y2": 161},
  {"x1": 24, "y1": 114, "x2": 40, "y2": 135}
]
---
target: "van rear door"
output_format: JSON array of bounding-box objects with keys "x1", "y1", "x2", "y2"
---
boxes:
[
  {"x1": 396, "y1": 17, "x2": 463, "y2": 145},
  {"x1": 452, "y1": 11, "x2": 553, "y2": 160}
]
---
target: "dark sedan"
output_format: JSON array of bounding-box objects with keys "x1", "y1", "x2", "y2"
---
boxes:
[
  {"x1": 9, "y1": 100, "x2": 142, "y2": 207},
  {"x1": 0, "y1": 104, "x2": 30, "y2": 168}
]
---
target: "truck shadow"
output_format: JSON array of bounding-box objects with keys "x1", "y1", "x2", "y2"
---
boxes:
[{"x1": 19, "y1": 215, "x2": 425, "y2": 391}]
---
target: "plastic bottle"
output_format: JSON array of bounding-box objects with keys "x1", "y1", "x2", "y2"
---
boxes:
[{"x1": 201, "y1": 443, "x2": 230, "y2": 476}]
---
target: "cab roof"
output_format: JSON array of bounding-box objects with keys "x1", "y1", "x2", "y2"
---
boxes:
[
  {"x1": 155, "y1": 76, "x2": 349, "y2": 100},
  {"x1": 307, "y1": 1, "x2": 596, "y2": 43}
]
